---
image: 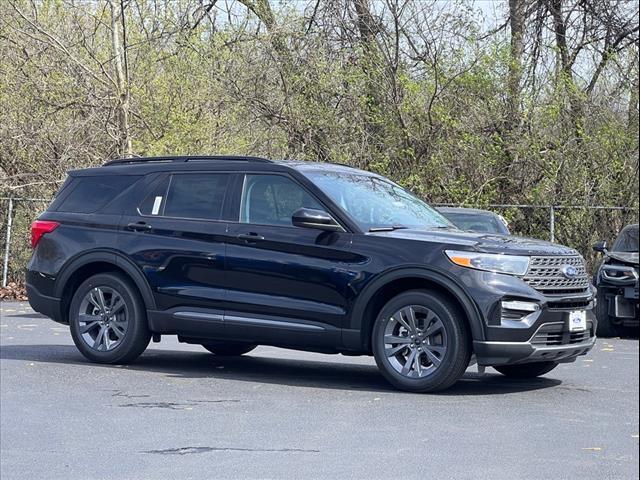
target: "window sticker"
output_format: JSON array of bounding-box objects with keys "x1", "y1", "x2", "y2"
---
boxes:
[{"x1": 151, "y1": 196, "x2": 163, "y2": 215}]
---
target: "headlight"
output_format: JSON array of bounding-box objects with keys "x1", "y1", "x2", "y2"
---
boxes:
[
  {"x1": 445, "y1": 250, "x2": 530, "y2": 276},
  {"x1": 601, "y1": 265, "x2": 638, "y2": 283}
]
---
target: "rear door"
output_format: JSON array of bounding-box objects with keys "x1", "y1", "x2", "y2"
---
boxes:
[
  {"x1": 119, "y1": 171, "x2": 231, "y2": 337},
  {"x1": 224, "y1": 173, "x2": 356, "y2": 348}
]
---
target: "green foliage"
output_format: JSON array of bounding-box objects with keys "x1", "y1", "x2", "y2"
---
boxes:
[{"x1": 0, "y1": 0, "x2": 638, "y2": 281}]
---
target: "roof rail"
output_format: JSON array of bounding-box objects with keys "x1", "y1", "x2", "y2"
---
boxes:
[{"x1": 103, "y1": 155, "x2": 273, "y2": 166}]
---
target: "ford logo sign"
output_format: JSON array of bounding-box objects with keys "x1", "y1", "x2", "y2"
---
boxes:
[{"x1": 561, "y1": 265, "x2": 579, "y2": 279}]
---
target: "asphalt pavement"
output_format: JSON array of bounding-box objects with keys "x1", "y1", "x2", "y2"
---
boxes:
[{"x1": 1, "y1": 300, "x2": 638, "y2": 480}]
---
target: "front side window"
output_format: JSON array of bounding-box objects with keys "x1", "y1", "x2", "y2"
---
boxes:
[
  {"x1": 304, "y1": 171, "x2": 453, "y2": 231},
  {"x1": 240, "y1": 174, "x2": 322, "y2": 226},
  {"x1": 139, "y1": 173, "x2": 228, "y2": 220}
]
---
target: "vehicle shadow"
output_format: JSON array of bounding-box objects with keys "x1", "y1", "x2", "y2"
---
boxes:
[{"x1": 0, "y1": 344, "x2": 562, "y2": 395}]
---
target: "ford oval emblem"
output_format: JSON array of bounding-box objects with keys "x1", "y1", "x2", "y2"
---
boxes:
[{"x1": 561, "y1": 265, "x2": 579, "y2": 279}]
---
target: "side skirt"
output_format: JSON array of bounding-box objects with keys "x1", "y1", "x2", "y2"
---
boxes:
[{"x1": 147, "y1": 308, "x2": 342, "y2": 350}]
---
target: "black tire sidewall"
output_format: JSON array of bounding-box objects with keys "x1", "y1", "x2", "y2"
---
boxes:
[
  {"x1": 595, "y1": 290, "x2": 617, "y2": 337},
  {"x1": 69, "y1": 273, "x2": 150, "y2": 363},
  {"x1": 201, "y1": 342, "x2": 257, "y2": 356},
  {"x1": 372, "y1": 290, "x2": 471, "y2": 392}
]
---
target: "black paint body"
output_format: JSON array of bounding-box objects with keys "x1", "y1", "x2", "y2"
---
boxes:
[{"x1": 26, "y1": 157, "x2": 597, "y2": 364}]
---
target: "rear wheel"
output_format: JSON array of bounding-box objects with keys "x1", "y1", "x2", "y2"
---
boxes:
[
  {"x1": 201, "y1": 341, "x2": 257, "y2": 356},
  {"x1": 494, "y1": 361, "x2": 558, "y2": 378},
  {"x1": 372, "y1": 290, "x2": 471, "y2": 393},
  {"x1": 69, "y1": 273, "x2": 151, "y2": 364}
]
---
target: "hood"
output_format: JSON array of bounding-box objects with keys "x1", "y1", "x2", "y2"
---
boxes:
[
  {"x1": 605, "y1": 251, "x2": 640, "y2": 266},
  {"x1": 367, "y1": 228, "x2": 579, "y2": 256}
]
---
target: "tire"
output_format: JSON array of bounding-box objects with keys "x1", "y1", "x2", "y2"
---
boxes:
[
  {"x1": 595, "y1": 290, "x2": 619, "y2": 338},
  {"x1": 201, "y1": 342, "x2": 257, "y2": 356},
  {"x1": 69, "y1": 272, "x2": 151, "y2": 364},
  {"x1": 372, "y1": 290, "x2": 471, "y2": 393},
  {"x1": 494, "y1": 361, "x2": 559, "y2": 378}
]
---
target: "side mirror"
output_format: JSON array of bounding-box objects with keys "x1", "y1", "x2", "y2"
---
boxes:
[
  {"x1": 292, "y1": 208, "x2": 343, "y2": 232},
  {"x1": 593, "y1": 241, "x2": 608, "y2": 253}
]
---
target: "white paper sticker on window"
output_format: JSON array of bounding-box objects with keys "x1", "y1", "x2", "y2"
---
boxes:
[{"x1": 151, "y1": 196, "x2": 163, "y2": 215}]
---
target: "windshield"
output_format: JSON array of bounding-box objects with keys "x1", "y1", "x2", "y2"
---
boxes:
[
  {"x1": 612, "y1": 224, "x2": 639, "y2": 252},
  {"x1": 304, "y1": 171, "x2": 454, "y2": 231}
]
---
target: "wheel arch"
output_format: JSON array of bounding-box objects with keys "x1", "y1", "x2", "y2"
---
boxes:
[
  {"x1": 55, "y1": 250, "x2": 155, "y2": 323},
  {"x1": 347, "y1": 267, "x2": 485, "y2": 352}
]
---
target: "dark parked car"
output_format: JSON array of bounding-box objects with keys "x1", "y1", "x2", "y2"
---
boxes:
[
  {"x1": 593, "y1": 224, "x2": 639, "y2": 337},
  {"x1": 437, "y1": 207, "x2": 510, "y2": 235},
  {"x1": 27, "y1": 156, "x2": 597, "y2": 392}
]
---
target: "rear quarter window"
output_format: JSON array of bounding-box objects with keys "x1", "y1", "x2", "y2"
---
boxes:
[{"x1": 56, "y1": 175, "x2": 141, "y2": 214}]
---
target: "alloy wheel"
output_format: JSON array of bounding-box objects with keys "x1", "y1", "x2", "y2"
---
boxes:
[
  {"x1": 383, "y1": 305, "x2": 448, "y2": 378},
  {"x1": 77, "y1": 286, "x2": 129, "y2": 351}
]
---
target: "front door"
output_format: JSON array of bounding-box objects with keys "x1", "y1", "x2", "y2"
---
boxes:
[{"x1": 224, "y1": 173, "x2": 357, "y2": 348}]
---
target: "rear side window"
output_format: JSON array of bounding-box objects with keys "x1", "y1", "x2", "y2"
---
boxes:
[
  {"x1": 140, "y1": 173, "x2": 229, "y2": 221},
  {"x1": 138, "y1": 177, "x2": 170, "y2": 216},
  {"x1": 57, "y1": 175, "x2": 141, "y2": 213}
]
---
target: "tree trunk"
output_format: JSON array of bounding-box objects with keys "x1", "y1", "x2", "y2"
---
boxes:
[
  {"x1": 628, "y1": 52, "x2": 639, "y2": 138},
  {"x1": 108, "y1": 0, "x2": 132, "y2": 157},
  {"x1": 238, "y1": 0, "x2": 287, "y2": 59},
  {"x1": 353, "y1": 0, "x2": 384, "y2": 165},
  {"x1": 548, "y1": 0, "x2": 584, "y2": 140},
  {"x1": 507, "y1": 0, "x2": 526, "y2": 131}
]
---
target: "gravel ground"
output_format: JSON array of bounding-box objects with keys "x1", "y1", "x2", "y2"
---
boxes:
[{"x1": 1, "y1": 300, "x2": 638, "y2": 480}]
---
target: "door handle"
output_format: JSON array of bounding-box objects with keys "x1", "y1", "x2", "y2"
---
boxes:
[
  {"x1": 237, "y1": 233, "x2": 265, "y2": 243},
  {"x1": 127, "y1": 222, "x2": 152, "y2": 232}
]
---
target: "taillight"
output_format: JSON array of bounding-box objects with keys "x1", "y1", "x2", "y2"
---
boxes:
[{"x1": 31, "y1": 220, "x2": 60, "y2": 248}]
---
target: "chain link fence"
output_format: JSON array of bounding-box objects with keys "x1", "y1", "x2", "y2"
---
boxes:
[{"x1": 2, "y1": 196, "x2": 639, "y2": 287}]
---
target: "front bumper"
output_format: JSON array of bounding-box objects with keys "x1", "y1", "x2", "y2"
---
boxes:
[
  {"x1": 598, "y1": 281, "x2": 639, "y2": 326},
  {"x1": 457, "y1": 267, "x2": 598, "y2": 366},
  {"x1": 474, "y1": 322, "x2": 596, "y2": 366}
]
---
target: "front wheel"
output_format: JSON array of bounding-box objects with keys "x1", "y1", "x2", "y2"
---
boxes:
[
  {"x1": 69, "y1": 273, "x2": 151, "y2": 364},
  {"x1": 494, "y1": 361, "x2": 558, "y2": 378},
  {"x1": 201, "y1": 341, "x2": 257, "y2": 356},
  {"x1": 372, "y1": 290, "x2": 471, "y2": 393}
]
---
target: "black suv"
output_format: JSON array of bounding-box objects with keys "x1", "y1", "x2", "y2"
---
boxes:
[
  {"x1": 593, "y1": 224, "x2": 639, "y2": 337},
  {"x1": 27, "y1": 156, "x2": 597, "y2": 392}
]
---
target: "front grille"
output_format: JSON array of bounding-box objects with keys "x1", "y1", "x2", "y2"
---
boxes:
[
  {"x1": 547, "y1": 300, "x2": 592, "y2": 310},
  {"x1": 531, "y1": 322, "x2": 594, "y2": 346},
  {"x1": 523, "y1": 255, "x2": 590, "y2": 293}
]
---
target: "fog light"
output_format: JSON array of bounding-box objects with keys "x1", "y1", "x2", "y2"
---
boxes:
[
  {"x1": 501, "y1": 300, "x2": 540, "y2": 312},
  {"x1": 500, "y1": 300, "x2": 541, "y2": 326}
]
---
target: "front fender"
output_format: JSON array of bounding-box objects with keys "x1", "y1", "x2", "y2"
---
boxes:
[{"x1": 344, "y1": 266, "x2": 485, "y2": 351}]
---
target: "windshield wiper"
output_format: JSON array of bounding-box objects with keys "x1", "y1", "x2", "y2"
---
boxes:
[{"x1": 369, "y1": 225, "x2": 409, "y2": 232}]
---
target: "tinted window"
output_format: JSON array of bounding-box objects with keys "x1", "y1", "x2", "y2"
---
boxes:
[
  {"x1": 240, "y1": 174, "x2": 322, "y2": 226},
  {"x1": 163, "y1": 173, "x2": 229, "y2": 220},
  {"x1": 441, "y1": 212, "x2": 508, "y2": 234},
  {"x1": 612, "y1": 225, "x2": 639, "y2": 252},
  {"x1": 139, "y1": 177, "x2": 170, "y2": 216},
  {"x1": 57, "y1": 175, "x2": 141, "y2": 213}
]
